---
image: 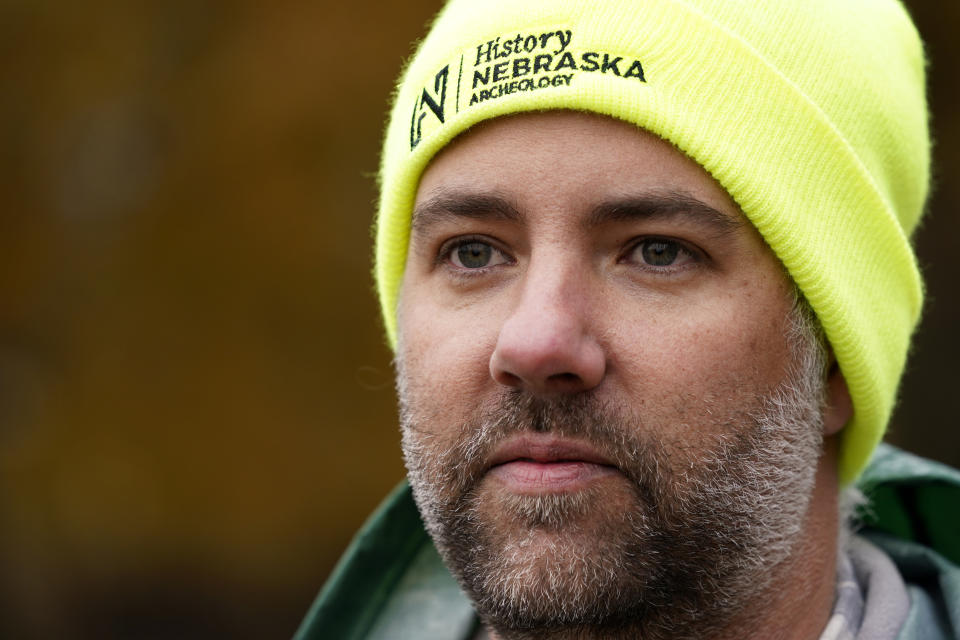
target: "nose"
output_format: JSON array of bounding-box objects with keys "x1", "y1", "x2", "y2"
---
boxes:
[{"x1": 489, "y1": 269, "x2": 606, "y2": 395}]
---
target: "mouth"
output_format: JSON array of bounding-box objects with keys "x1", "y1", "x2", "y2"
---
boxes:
[{"x1": 485, "y1": 434, "x2": 621, "y2": 493}]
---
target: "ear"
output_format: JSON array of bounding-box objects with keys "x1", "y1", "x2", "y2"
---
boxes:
[{"x1": 823, "y1": 363, "x2": 853, "y2": 436}]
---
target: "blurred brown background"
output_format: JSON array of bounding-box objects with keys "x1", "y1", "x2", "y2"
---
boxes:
[{"x1": 0, "y1": 1, "x2": 956, "y2": 638}]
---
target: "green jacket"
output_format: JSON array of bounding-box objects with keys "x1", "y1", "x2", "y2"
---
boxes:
[{"x1": 295, "y1": 444, "x2": 960, "y2": 639}]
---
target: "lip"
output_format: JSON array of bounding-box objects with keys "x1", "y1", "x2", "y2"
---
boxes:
[
  {"x1": 487, "y1": 434, "x2": 616, "y2": 468},
  {"x1": 485, "y1": 434, "x2": 620, "y2": 493}
]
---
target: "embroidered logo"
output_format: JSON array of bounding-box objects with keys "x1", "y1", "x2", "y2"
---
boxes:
[
  {"x1": 408, "y1": 28, "x2": 646, "y2": 151},
  {"x1": 409, "y1": 65, "x2": 449, "y2": 149}
]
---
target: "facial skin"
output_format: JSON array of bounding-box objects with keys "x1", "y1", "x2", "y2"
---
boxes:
[{"x1": 396, "y1": 111, "x2": 850, "y2": 640}]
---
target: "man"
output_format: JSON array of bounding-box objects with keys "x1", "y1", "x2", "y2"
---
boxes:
[{"x1": 298, "y1": 0, "x2": 960, "y2": 638}]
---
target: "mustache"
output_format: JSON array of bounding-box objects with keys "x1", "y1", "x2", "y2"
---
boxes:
[{"x1": 415, "y1": 389, "x2": 660, "y2": 497}]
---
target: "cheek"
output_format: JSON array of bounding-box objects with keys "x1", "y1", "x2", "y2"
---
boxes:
[
  {"x1": 397, "y1": 291, "x2": 500, "y2": 423},
  {"x1": 607, "y1": 296, "x2": 794, "y2": 416}
]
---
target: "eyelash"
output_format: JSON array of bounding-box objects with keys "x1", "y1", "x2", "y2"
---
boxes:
[
  {"x1": 435, "y1": 235, "x2": 702, "y2": 276},
  {"x1": 437, "y1": 235, "x2": 513, "y2": 273},
  {"x1": 620, "y1": 236, "x2": 702, "y2": 272}
]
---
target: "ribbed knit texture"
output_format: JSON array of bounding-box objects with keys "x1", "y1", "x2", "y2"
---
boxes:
[{"x1": 375, "y1": 0, "x2": 930, "y2": 483}]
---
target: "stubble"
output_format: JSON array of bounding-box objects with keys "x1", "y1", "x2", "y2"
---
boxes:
[{"x1": 397, "y1": 301, "x2": 827, "y2": 640}]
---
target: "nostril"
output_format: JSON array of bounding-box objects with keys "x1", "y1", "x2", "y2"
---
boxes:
[
  {"x1": 498, "y1": 371, "x2": 523, "y2": 387},
  {"x1": 548, "y1": 372, "x2": 581, "y2": 385}
]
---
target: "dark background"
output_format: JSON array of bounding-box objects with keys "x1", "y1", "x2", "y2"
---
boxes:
[{"x1": 0, "y1": 1, "x2": 956, "y2": 638}]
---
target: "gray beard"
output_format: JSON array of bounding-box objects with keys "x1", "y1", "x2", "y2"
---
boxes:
[{"x1": 398, "y1": 303, "x2": 827, "y2": 640}]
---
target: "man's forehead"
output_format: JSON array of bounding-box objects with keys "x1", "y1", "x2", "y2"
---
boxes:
[{"x1": 410, "y1": 111, "x2": 749, "y2": 240}]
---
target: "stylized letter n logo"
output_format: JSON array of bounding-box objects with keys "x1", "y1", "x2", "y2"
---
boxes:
[{"x1": 410, "y1": 65, "x2": 450, "y2": 150}]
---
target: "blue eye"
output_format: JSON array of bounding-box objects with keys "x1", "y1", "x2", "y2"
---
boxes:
[
  {"x1": 447, "y1": 239, "x2": 510, "y2": 270},
  {"x1": 625, "y1": 238, "x2": 696, "y2": 269},
  {"x1": 454, "y1": 242, "x2": 494, "y2": 268},
  {"x1": 640, "y1": 240, "x2": 680, "y2": 266}
]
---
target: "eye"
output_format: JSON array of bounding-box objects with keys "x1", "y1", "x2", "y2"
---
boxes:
[
  {"x1": 446, "y1": 239, "x2": 511, "y2": 270},
  {"x1": 625, "y1": 238, "x2": 697, "y2": 269}
]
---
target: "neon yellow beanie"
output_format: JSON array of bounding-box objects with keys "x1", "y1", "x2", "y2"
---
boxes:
[{"x1": 375, "y1": 0, "x2": 931, "y2": 483}]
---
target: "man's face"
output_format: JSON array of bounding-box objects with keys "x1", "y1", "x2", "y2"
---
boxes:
[{"x1": 396, "y1": 112, "x2": 827, "y2": 639}]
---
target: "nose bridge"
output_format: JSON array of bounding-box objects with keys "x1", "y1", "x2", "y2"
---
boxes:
[
  {"x1": 490, "y1": 248, "x2": 606, "y2": 393},
  {"x1": 519, "y1": 256, "x2": 588, "y2": 334}
]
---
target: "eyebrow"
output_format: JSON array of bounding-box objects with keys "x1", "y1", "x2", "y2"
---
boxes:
[
  {"x1": 411, "y1": 192, "x2": 521, "y2": 235},
  {"x1": 410, "y1": 189, "x2": 743, "y2": 237},
  {"x1": 585, "y1": 192, "x2": 743, "y2": 236}
]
